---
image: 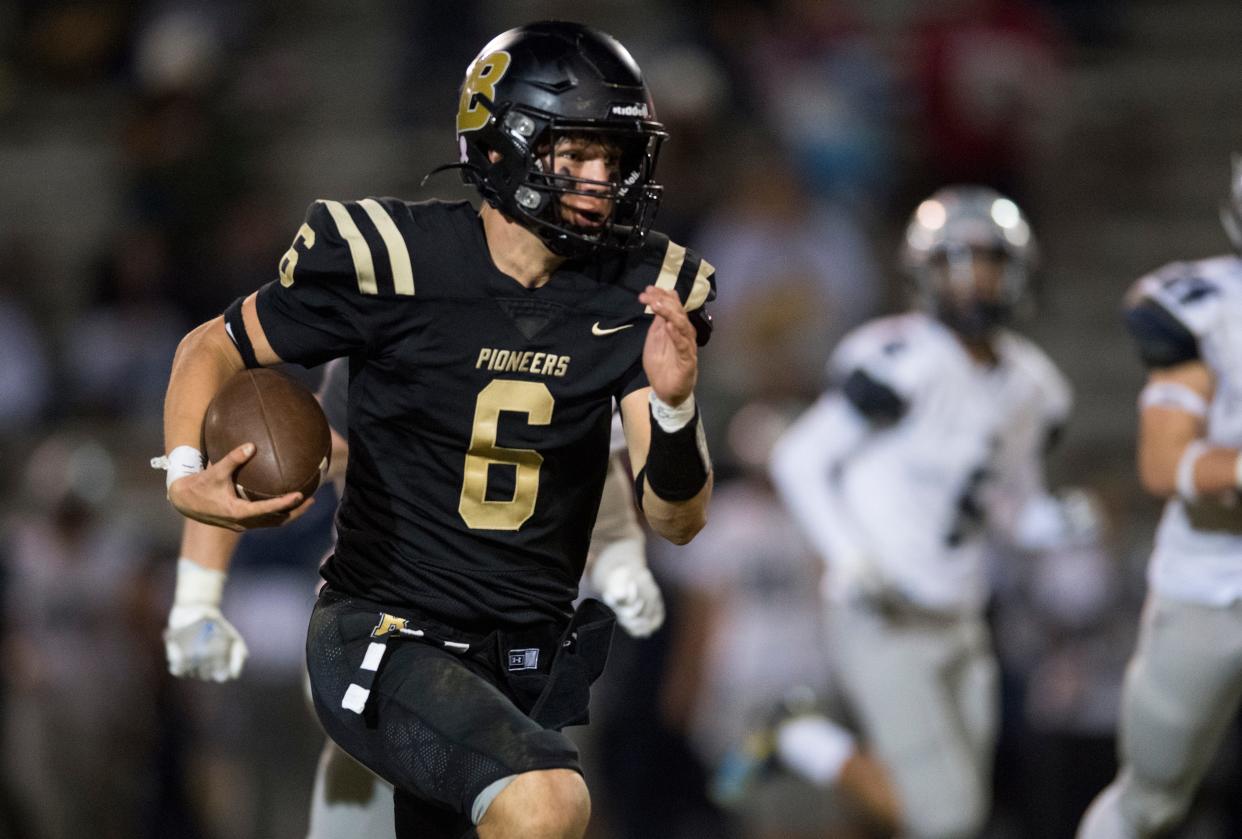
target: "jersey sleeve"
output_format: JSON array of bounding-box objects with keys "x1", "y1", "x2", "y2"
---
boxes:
[
  {"x1": 316, "y1": 357, "x2": 350, "y2": 436},
  {"x1": 1123, "y1": 263, "x2": 1218, "y2": 369},
  {"x1": 769, "y1": 392, "x2": 876, "y2": 571},
  {"x1": 613, "y1": 237, "x2": 718, "y2": 399},
  {"x1": 256, "y1": 199, "x2": 416, "y2": 367},
  {"x1": 682, "y1": 251, "x2": 716, "y2": 348},
  {"x1": 615, "y1": 358, "x2": 649, "y2": 401},
  {"x1": 637, "y1": 234, "x2": 717, "y2": 342},
  {"x1": 828, "y1": 320, "x2": 915, "y2": 423}
]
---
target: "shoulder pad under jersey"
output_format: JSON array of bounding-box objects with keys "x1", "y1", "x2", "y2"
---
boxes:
[
  {"x1": 1122, "y1": 261, "x2": 1222, "y2": 368},
  {"x1": 829, "y1": 314, "x2": 926, "y2": 419},
  {"x1": 841, "y1": 368, "x2": 907, "y2": 424},
  {"x1": 625, "y1": 232, "x2": 717, "y2": 346},
  {"x1": 996, "y1": 330, "x2": 1074, "y2": 427},
  {"x1": 279, "y1": 198, "x2": 417, "y2": 298}
]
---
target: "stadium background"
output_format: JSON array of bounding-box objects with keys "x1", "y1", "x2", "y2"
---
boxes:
[{"x1": 0, "y1": 0, "x2": 1240, "y2": 836}]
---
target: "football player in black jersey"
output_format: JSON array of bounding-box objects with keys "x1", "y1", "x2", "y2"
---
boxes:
[{"x1": 157, "y1": 21, "x2": 714, "y2": 839}]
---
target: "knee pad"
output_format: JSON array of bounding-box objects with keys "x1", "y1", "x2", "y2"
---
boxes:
[{"x1": 471, "y1": 775, "x2": 515, "y2": 825}]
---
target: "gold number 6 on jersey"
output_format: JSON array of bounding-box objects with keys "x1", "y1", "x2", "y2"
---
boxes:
[
  {"x1": 279, "y1": 223, "x2": 315, "y2": 287},
  {"x1": 459, "y1": 379, "x2": 554, "y2": 530}
]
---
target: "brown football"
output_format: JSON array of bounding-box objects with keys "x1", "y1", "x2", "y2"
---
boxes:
[{"x1": 203, "y1": 368, "x2": 331, "y2": 501}]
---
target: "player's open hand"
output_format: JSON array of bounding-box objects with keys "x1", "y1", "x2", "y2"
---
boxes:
[
  {"x1": 168, "y1": 443, "x2": 312, "y2": 530},
  {"x1": 165, "y1": 604, "x2": 249, "y2": 682},
  {"x1": 639, "y1": 285, "x2": 697, "y2": 406},
  {"x1": 600, "y1": 563, "x2": 666, "y2": 638}
]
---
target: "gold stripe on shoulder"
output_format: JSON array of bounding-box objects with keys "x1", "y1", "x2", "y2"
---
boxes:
[
  {"x1": 320, "y1": 200, "x2": 378, "y2": 294},
  {"x1": 685, "y1": 256, "x2": 714, "y2": 312},
  {"x1": 359, "y1": 199, "x2": 414, "y2": 296},
  {"x1": 644, "y1": 240, "x2": 686, "y2": 314}
]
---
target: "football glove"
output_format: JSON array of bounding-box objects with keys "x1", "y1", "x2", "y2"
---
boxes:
[
  {"x1": 836, "y1": 548, "x2": 896, "y2": 608},
  {"x1": 165, "y1": 605, "x2": 249, "y2": 682},
  {"x1": 1014, "y1": 488, "x2": 1104, "y2": 553},
  {"x1": 589, "y1": 538, "x2": 665, "y2": 638},
  {"x1": 163, "y1": 558, "x2": 248, "y2": 682}
]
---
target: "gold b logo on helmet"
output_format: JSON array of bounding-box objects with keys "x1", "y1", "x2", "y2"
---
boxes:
[{"x1": 457, "y1": 50, "x2": 512, "y2": 134}]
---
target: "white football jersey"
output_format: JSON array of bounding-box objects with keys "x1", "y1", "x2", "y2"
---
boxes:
[
  {"x1": 1131, "y1": 256, "x2": 1242, "y2": 605},
  {"x1": 772, "y1": 312, "x2": 1071, "y2": 612}
]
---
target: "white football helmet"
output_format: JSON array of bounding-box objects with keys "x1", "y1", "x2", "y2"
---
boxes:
[{"x1": 901, "y1": 185, "x2": 1037, "y2": 338}]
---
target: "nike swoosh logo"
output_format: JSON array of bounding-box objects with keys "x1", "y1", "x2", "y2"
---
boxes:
[{"x1": 592, "y1": 322, "x2": 634, "y2": 336}]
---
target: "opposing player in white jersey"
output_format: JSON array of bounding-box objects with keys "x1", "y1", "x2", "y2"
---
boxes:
[
  {"x1": 771, "y1": 186, "x2": 1086, "y2": 839},
  {"x1": 1077, "y1": 159, "x2": 1242, "y2": 839},
  {"x1": 164, "y1": 358, "x2": 664, "y2": 838}
]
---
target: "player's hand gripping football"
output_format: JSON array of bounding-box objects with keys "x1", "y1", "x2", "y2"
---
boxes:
[
  {"x1": 639, "y1": 286, "x2": 697, "y2": 407},
  {"x1": 168, "y1": 443, "x2": 311, "y2": 531}
]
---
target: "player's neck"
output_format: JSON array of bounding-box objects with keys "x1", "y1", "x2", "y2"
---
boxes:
[
  {"x1": 960, "y1": 335, "x2": 999, "y2": 366},
  {"x1": 480, "y1": 204, "x2": 565, "y2": 289}
]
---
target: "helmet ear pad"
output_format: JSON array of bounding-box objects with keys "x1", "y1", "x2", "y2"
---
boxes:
[
  {"x1": 459, "y1": 96, "x2": 533, "y2": 211},
  {"x1": 468, "y1": 110, "x2": 578, "y2": 252}
]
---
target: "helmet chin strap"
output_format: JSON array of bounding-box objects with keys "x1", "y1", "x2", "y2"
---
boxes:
[
  {"x1": 939, "y1": 299, "x2": 1007, "y2": 342},
  {"x1": 420, "y1": 162, "x2": 480, "y2": 189}
]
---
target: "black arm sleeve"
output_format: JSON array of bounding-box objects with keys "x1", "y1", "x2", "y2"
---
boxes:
[
  {"x1": 841, "y1": 369, "x2": 907, "y2": 424},
  {"x1": 223, "y1": 296, "x2": 260, "y2": 369},
  {"x1": 1124, "y1": 298, "x2": 1200, "y2": 368}
]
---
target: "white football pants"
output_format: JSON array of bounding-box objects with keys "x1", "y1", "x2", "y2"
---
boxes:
[
  {"x1": 306, "y1": 738, "x2": 395, "y2": 839},
  {"x1": 830, "y1": 601, "x2": 997, "y2": 839},
  {"x1": 1077, "y1": 593, "x2": 1242, "y2": 838}
]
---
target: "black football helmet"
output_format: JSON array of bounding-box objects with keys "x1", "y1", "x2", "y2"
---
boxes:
[
  {"x1": 901, "y1": 185, "x2": 1038, "y2": 339},
  {"x1": 454, "y1": 21, "x2": 667, "y2": 256}
]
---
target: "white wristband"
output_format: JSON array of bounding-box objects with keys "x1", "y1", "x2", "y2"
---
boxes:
[
  {"x1": 173, "y1": 557, "x2": 227, "y2": 608},
  {"x1": 1176, "y1": 440, "x2": 1210, "y2": 502},
  {"x1": 649, "y1": 391, "x2": 696, "y2": 433},
  {"x1": 1139, "y1": 381, "x2": 1208, "y2": 417},
  {"x1": 151, "y1": 445, "x2": 205, "y2": 492},
  {"x1": 1234, "y1": 452, "x2": 1242, "y2": 492}
]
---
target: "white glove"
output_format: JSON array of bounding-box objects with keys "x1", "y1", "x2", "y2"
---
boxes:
[
  {"x1": 601, "y1": 563, "x2": 666, "y2": 638},
  {"x1": 1058, "y1": 488, "x2": 1105, "y2": 544},
  {"x1": 589, "y1": 538, "x2": 665, "y2": 638},
  {"x1": 163, "y1": 559, "x2": 248, "y2": 682},
  {"x1": 1014, "y1": 488, "x2": 1104, "y2": 553},
  {"x1": 836, "y1": 549, "x2": 901, "y2": 611}
]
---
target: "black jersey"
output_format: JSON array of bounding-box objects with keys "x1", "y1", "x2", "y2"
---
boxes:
[{"x1": 256, "y1": 198, "x2": 714, "y2": 629}]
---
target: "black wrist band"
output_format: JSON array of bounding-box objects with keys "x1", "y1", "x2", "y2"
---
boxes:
[{"x1": 642, "y1": 403, "x2": 710, "y2": 502}]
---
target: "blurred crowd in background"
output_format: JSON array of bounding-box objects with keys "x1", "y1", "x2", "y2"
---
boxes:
[{"x1": 1, "y1": 0, "x2": 1241, "y2": 837}]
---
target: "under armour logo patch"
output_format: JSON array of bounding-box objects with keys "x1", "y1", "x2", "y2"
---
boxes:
[{"x1": 508, "y1": 648, "x2": 539, "y2": 671}]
